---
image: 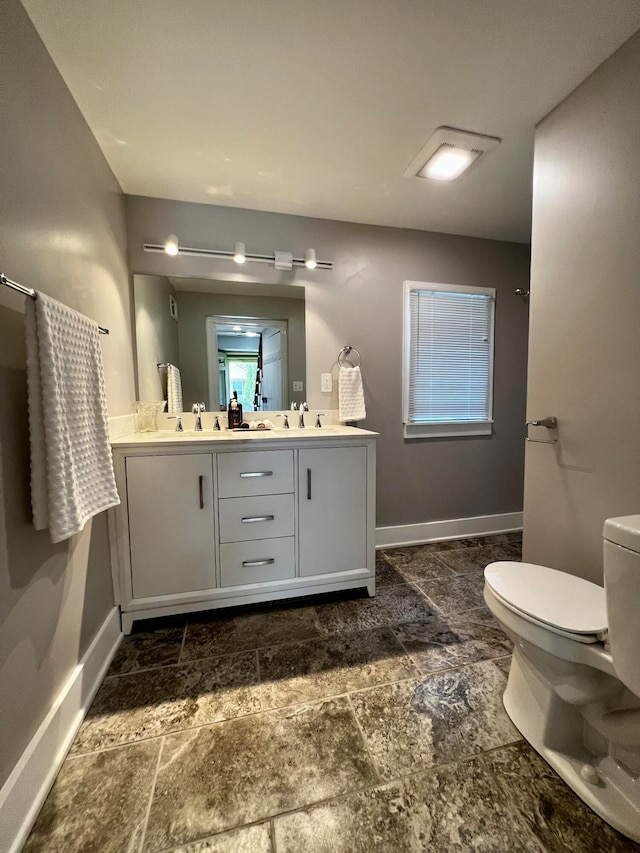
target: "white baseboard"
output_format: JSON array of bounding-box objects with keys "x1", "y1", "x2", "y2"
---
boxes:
[
  {"x1": 376, "y1": 511, "x2": 523, "y2": 549},
  {"x1": 0, "y1": 606, "x2": 122, "y2": 853}
]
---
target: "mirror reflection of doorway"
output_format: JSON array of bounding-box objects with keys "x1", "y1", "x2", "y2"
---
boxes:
[{"x1": 206, "y1": 316, "x2": 287, "y2": 412}]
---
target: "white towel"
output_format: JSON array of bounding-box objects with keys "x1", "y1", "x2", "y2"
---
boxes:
[
  {"x1": 167, "y1": 363, "x2": 183, "y2": 413},
  {"x1": 339, "y1": 365, "x2": 366, "y2": 422},
  {"x1": 25, "y1": 292, "x2": 120, "y2": 543}
]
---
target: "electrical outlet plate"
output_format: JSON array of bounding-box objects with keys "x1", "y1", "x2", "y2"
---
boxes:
[
  {"x1": 293, "y1": 381, "x2": 303, "y2": 392},
  {"x1": 321, "y1": 373, "x2": 332, "y2": 393}
]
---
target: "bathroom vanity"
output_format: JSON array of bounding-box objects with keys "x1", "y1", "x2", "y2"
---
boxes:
[{"x1": 110, "y1": 426, "x2": 377, "y2": 632}]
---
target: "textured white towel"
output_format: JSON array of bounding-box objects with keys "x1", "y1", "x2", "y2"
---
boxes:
[
  {"x1": 167, "y1": 363, "x2": 183, "y2": 413},
  {"x1": 25, "y1": 292, "x2": 120, "y2": 543},
  {"x1": 339, "y1": 365, "x2": 366, "y2": 422}
]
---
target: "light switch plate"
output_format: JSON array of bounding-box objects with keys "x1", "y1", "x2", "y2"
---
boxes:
[
  {"x1": 321, "y1": 373, "x2": 333, "y2": 393},
  {"x1": 293, "y1": 381, "x2": 303, "y2": 392}
]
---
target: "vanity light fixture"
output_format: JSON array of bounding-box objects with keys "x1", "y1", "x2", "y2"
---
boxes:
[
  {"x1": 404, "y1": 127, "x2": 501, "y2": 183},
  {"x1": 232, "y1": 325, "x2": 243, "y2": 332},
  {"x1": 164, "y1": 234, "x2": 179, "y2": 256},
  {"x1": 144, "y1": 241, "x2": 333, "y2": 270}
]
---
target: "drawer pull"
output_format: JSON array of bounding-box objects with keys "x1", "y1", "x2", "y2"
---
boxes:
[
  {"x1": 241, "y1": 515, "x2": 275, "y2": 524},
  {"x1": 198, "y1": 475, "x2": 204, "y2": 509},
  {"x1": 242, "y1": 558, "x2": 276, "y2": 567},
  {"x1": 240, "y1": 471, "x2": 274, "y2": 478},
  {"x1": 307, "y1": 468, "x2": 312, "y2": 500}
]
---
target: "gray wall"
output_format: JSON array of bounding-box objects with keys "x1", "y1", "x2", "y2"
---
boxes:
[
  {"x1": 126, "y1": 195, "x2": 530, "y2": 528},
  {"x1": 176, "y1": 290, "x2": 306, "y2": 408},
  {"x1": 134, "y1": 274, "x2": 179, "y2": 400},
  {"x1": 0, "y1": 0, "x2": 132, "y2": 790},
  {"x1": 523, "y1": 31, "x2": 640, "y2": 583}
]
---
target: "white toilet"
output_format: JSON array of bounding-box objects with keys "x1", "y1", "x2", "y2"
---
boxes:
[{"x1": 484, "y1": 515, "x2": 640, "y2": 842}]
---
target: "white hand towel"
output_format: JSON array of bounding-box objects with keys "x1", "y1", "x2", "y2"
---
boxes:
[
  {"x1": 167, "y1": 363, "x2": 183, "y2": 413},
  {"x1": 25, "y1": 292, "x2": 120, "y2": 543},
  {"x1": 339, "y1": 365, "x2": 366, "y2": 422}
]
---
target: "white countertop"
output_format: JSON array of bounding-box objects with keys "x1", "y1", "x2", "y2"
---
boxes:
[{"x1": 111, "y1": 425, "x2": 378, "y2": 448}]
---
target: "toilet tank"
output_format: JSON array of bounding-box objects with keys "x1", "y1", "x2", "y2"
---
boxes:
[{"x1": 604, "y1": 515, "x2": 640, "y2": 698}]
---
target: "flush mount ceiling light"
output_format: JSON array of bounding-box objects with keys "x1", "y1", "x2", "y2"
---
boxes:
[
  {"x1": 148, "y1": 241, "x2": 332, "y2": 270},
  {"x1": 404, "y1": 127, "x2": 501, "y2": 183}
]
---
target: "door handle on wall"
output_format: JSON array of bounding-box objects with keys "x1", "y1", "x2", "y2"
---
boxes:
[{"x1": 526, "y1": 417, "x2": 558, "y2": 444}]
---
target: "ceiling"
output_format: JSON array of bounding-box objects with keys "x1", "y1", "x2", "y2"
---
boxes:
[{"x1": 21, "y1": 1, "x2": 640, "y2": 244}]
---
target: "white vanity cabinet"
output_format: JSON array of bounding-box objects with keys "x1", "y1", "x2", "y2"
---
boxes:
[
  {"x1": 298, "y1": 446, "x2": 368, "y2": 577},
  {"x1": 111, "y1": 430, "x2": 376, "y2": 633}
]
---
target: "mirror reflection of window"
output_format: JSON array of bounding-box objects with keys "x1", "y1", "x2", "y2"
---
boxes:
[{"x1": 225, "y1": 356, "x2": 258, "y2": 413}]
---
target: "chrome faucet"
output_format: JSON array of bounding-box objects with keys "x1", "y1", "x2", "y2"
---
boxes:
[
  {"x1": 298, "y1": 411, "x2": 305, "y2": 428},
  {"x1": 277, "y1": 413, "x2": 290, "y2": 429},
  {"x1": 168, "y1": 415, "x2": 183, "y2": 432},
  {"x1": 192, "y1": 402, "x2": 205, "y2": 431}
]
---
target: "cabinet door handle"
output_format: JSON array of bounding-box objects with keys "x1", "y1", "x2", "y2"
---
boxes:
[
  {"x1": 198, "y1": 475, "x2": 204, "y2": 509},
  {"x1": 240, "y1": 470, "x2": 273, "y2": 478},
  {"x1": 242, "y1": 558, "x2": 276, "y2": 567},
  {"x1": 241, "y1": 515, "x2": 275, "y2": 524},
  {"x1": 307, "y1": 468, "x2": 312, "y2": 500}
]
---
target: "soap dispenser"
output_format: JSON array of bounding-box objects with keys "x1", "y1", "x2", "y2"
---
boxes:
[{"x1": 228, "y1": 391, "x2": 243, "y2": 429}]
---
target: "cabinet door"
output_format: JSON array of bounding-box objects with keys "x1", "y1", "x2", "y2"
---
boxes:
[
  {"x1": 126, "y1": 454, "x2": 216, "y2": 599},
  {"x1": 298, "y1": 446, "x2": 367, "y2": 577}
]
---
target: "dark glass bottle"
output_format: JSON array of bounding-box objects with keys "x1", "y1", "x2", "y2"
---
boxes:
[{"x1": 228, "y1": 391, "x2": 243, "y2": 429}]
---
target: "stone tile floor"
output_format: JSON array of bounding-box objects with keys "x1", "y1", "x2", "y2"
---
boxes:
[{"x1": 24, "y1": 533, "x2": 640, "y2": 852}]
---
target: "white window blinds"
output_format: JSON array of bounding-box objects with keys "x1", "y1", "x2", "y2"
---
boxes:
[{"x1": 403, "y1": 281, "x2": 495, "y2": 438}]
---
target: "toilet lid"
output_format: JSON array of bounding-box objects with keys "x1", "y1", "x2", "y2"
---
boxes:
[{"x1": 484, "y1": 561, "x2": 607, "y2": 636}]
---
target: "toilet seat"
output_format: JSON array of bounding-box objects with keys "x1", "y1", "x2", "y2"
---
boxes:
[{"x1": 484, "y1": 562, "x2": 608, "y2": 644}]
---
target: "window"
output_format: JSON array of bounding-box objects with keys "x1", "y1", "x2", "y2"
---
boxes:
[{"x1": 403, "y1": 280, "x2": 496, "y2": 439}]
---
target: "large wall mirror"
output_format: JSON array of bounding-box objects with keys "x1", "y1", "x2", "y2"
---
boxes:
[{"x1": 133, "y1": 275, "x2": 306, "y2": 412}]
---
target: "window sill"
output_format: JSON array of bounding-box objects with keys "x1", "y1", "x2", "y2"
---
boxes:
[{"x1": 404, "y1": 421, "x2": 493, "y2": 439}]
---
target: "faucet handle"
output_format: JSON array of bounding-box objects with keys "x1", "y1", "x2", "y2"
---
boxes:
[
  {"x1": 168, "y1": 415, "x2": 183, "y2": 432},
  {"x1": 277, "y1": 413, "x2": 290, "y2": 429},
  {"x1": 191, "y1": 403, "x2": 203, "y2": 431},
  {"x1": 315, "y1": 413, "x2": 326, "y2": 428}
]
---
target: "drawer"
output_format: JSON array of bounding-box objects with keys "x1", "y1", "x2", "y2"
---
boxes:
[
  {"x1": 219, "y1": 537, "x2": 295, "y2": 587},
  {"x1": 219, "y1": 494, "x2": 294, "y2": 543},
  {"x1": 217, "y1": 450, "x2": 294, "y2": 497}
]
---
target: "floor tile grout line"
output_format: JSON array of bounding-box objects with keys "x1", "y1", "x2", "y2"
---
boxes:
[
  {"x1": 148, "y1": 738, "x2": 529, "y2": 851},
  {"x1": 106, "y1": 644, "x2": 260, "y2": 680},
  {"x1": 137, "y1": 735, "x2": 165, "y2": 853},
  {"x1": 69, "y1": 654, "x2": 511, "y2": 760},
  {"x1": 270, "y1": 817, "x2": 277, "y2": 853},
  {"x1": 346, "y1": 692, "x2": 384, "y2": 785},
  {"x1": 177, "y1": 621, "x2": 188, "y2": 663}
]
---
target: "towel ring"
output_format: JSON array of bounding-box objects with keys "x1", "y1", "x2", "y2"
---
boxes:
[{"x1": 338, "y1": 345, "x2": 361, "y2": 367}]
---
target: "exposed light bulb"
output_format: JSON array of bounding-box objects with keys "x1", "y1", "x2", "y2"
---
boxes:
[
  {"x1": 232, "y1": 325, "x2": 242, "y2": 332},
  {"x1": 164, "y1": 234, "x2": 179, "y2": 256},
  {"x1": 304, "y1": 248, "x2": 317, "y2": 269},
  {"x1": 246, "y1": 331, "x2": 258, "y2": 337},
  {"x1": 234, "y1": 241, "x2": 246, "y2": 264}
]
